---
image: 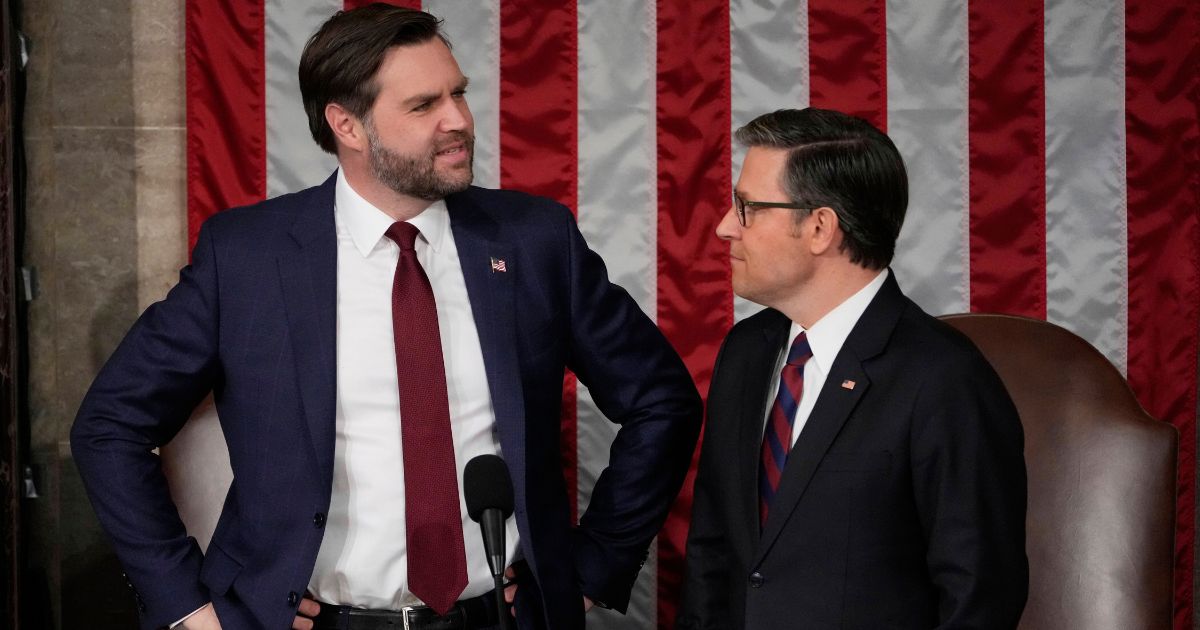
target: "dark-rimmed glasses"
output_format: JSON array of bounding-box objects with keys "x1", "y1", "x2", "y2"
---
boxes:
[{"x1": 733, "y1": 193, "x2": 811, "y2": 227}]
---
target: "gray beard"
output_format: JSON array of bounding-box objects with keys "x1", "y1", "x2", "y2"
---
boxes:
[{"x1": 365, "y1": 125, "x2": 474, "y2": 201}]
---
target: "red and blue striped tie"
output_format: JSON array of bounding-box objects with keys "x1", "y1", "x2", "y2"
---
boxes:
[{"x1": 760, "y1": 332, "x2": 813, "y2": 527}]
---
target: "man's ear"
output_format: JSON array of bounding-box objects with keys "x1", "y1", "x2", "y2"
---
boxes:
[
  {"x1": 808, "y1": 207, "x2": 842, "y2": 256},
  {"x1": 325, "y1": 102, "x2": 367, "y2": 154}
]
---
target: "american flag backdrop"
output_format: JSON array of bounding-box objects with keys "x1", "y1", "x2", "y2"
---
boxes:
[{"x1": 184, "y1": 1, "x2": 1200, "y2": 628}]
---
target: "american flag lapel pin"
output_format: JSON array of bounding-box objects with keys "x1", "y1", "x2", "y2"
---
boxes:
[
  {"x1": 490, "y1": 256, "x2": 507, "y2": 273},
  {"x1": 841, "y1": 379, "x2": 856, "y2": 390}
]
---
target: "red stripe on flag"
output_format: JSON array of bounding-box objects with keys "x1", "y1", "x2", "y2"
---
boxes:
[
  {"x1": 807, "y1": 0, "x2": 888, "y2": 131},
  {"x1": 498, "y1": 0, "x2": 580, "y2": 521},
  {"x1": 966, "y1": 0, "x2": 1046, "y2": 316},
  {"x1": 656, "y1": 1, "x2": 733, "y2": 627},
  {"x1": 344, "y1": 0, "x2": 421, "y2": 9},
  {"x1": 1125, "y1": 1, "x2": 1200, "y2": 627},
  {"x1": 185, "y1": 0, "x2": 266, "y2": 250}
]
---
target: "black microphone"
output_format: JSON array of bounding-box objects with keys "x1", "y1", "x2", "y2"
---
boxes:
[
  {"x1": 464, "y1": 454, "x2": 514, "y2": 578},
  {"x1": 464, "y1": 455, "x2": 515, "y2": 628}
]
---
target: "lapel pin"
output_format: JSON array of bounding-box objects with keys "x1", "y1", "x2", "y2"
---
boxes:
[
  {"x1": 490, "y1": 257, "x2": 507, "y2": 273},
  {"x1": 841, "y1": 379, "x2": 856, "y2": 390}
]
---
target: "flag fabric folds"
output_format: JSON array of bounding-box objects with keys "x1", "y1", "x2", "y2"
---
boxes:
[{"x1": 185, "y1": 1, "x2": 1200, "y2": 628}]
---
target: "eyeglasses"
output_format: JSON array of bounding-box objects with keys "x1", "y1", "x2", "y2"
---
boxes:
[{"x1": 733, "y1": 193, "x2": 811, "y2": 227}]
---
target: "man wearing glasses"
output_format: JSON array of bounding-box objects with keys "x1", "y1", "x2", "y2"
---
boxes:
[{"x1": 677, "y1": 108, "x2": 1028, "y2": 630}]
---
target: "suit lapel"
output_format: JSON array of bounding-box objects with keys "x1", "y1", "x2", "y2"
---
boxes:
[
  {"x1": 445, "y1": 190, "x2": 527, "y2": 506},
  {"x1": 735, "y1": 312, "x2": 791, "y2": 547},
  {"x1": 754, "y1": 274, "x2": 906, "y2": 562},
  {"x1": 277, "y1": 174, "x2": 339, "y2": 486}
]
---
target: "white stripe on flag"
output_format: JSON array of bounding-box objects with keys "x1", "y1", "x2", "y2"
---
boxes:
[
  {"x1": 265, "y1": 0, "x2": 339, "y2": 197},
  {"x1": 730, "y1": 0, "x2": 809, "y2": 322},
  {"x1": 577, "y1": 1, "x2": 658, "y2": 627},
  {"x1": 886, "y1": 0, "x2": 970, "y2": 316},
  {"x1": 1044, "y1": 0, "x2": 1128, "y2": 374},
  {"x1": 426, "y1": 0, "x2": 501, "y2": 189},
  {"x1": 577, "y1": 0, "x2": 658, "y2": 318}
]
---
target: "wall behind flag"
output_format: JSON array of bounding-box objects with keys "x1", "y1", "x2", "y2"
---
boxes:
[{"x1": 186, "y1": 1, "x2": 1200, "y2": 629}]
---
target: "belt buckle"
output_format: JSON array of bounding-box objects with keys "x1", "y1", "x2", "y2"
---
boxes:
[{"x1": 399, "y1": 604, "x2": 419, "y2": 630}]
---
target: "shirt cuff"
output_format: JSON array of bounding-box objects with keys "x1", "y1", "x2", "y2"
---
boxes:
[{"x1": 169, "y1": 602, "x2": 211, "y2": 628}]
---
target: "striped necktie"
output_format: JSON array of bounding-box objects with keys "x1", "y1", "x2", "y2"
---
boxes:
[{"x1": 759, "y1": 332, "x2": 813, "y2": 527}]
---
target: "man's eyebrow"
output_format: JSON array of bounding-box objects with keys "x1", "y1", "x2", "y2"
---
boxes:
[
  {"x1": 401, "y1": 77, "x2": 471, "y2": 107},
  {"x1": 401, "y1": 91, "x2": 439, "y2": 107}
]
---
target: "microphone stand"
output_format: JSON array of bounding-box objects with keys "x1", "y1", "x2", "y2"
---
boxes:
[
  {"x1": 493, "y1": 571, "x2": 511, "y2": 630},
  {"x1": 482, "y1": 507, "x2": 512, "y2": 629}
]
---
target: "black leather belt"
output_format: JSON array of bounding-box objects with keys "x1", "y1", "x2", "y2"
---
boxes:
[{"x1": 312, "y1": 593, "x2": 499, "y2": 630}]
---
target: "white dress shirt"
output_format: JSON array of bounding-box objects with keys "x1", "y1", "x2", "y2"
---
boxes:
[
  {"x1": 307, "y1": 171, "x2": 520, "y2": 609},
  {"x1": 765, "y1": 269, "x2": 889, "y2": 443}
]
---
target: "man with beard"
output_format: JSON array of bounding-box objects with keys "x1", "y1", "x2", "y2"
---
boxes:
[{"x1": 70, "y1": 5, "x2": 701, "y2": 630}]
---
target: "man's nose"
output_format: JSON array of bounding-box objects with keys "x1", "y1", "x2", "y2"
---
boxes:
[
  {"x1": 715, "y1": 206, "x2": 740, "y2": 240},
  {"x1": 439, "y1": 100, "x2": 472, "y2": 132}
]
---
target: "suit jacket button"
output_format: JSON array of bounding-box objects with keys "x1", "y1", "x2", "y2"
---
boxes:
[
  {"x1": 748, "y1": 572, "x2": 765, "y2": 588},
  {"x1": 287, "y1": 591, "x2": 299, "y2": 606},
  {"x1": 313, "y1": 512, "x2": 326, "y2": 528}
]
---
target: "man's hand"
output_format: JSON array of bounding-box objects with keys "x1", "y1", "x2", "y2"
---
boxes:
[
  {"x1": 291, "y1": 597, "x2": 321, "y2": 630},
  {"x1": 502, "y1": 565, "x2": 593, "y2": 617},
  {"x1": 503, "y1": 565, "x2": 519, "y2": 617},
  {"x1": 181, "y1": 603, "x2": 222, "y2": 630}
]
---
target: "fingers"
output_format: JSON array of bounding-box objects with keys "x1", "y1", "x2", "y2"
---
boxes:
[
  {"x1": 297, "y1": 598, "x2": 321, "y2": 617},
  {"x1": 291, "y1": 597, "x2": 319, "y2": 629},
  {"x1": 504, "y1": 582, "x2": 518, "y2": 617},
  {"x1": 503, "y1": 563, "x2": 519, "y2": 615}
]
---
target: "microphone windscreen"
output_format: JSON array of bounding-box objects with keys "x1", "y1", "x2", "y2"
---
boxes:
[{"x1": 464, "y1": 454, "x2": 514, "y2": 521}]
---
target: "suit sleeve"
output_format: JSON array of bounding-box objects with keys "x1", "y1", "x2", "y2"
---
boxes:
[
  {"x1": 675, "y1": 336, "x2": 735, "y2": 630},
  {"x1": 555, "y1": 208, "x2": 703, "y2": 612},
  {"x1": 911, "y1": 349, "x2": 1029, "y2": 629},
  {"x1": 70, "y1": 220, "x2": 223, "y2": 630}
]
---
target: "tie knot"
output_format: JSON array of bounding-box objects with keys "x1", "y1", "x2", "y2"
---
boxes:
[
  {"x1": 385, "y1": 221, "x2": 421, "y2": 251},
  {"x1": 786, "y1": 332, "x2": 813, "y2": 367}
]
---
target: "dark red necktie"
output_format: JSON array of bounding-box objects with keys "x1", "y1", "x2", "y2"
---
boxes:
[
  {"x1": 759, "y1": 332, "x2": 813, "y2": 527},
  {"x1": 385, "y1": 221, "x2": 467, "y2": 615}
]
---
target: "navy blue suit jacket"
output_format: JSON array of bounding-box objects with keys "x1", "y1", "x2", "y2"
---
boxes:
[
  {"x1": 71, "y1": 175, "x2": 701, "y2": 630},
  {"x1": 678, "y1": 274, "x2": 1027, "y2": 629}
]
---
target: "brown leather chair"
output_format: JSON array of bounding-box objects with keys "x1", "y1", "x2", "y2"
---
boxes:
[{"x1": 940, "y1": 313, "x2": 1176, "y2": 630}]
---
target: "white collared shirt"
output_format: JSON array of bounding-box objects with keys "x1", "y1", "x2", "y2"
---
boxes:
[
  {"x1": 766, "y1": 269, "x2": 889, "y2": 444},
  {"x1": 307, "y1": 171, "x2": 519, "y2": 609}
]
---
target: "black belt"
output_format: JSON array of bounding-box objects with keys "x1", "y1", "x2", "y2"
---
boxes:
[{"x1": 312, "y1": 593, "x2": 499, "y2": 630}]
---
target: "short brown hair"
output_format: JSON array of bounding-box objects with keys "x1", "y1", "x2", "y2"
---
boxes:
[
  {"x1": 736, "y1": 108, "x2": 908, "y2": 270},
  {"x1": 299, "y1": 4, "x2": 448, "y2": 154}
]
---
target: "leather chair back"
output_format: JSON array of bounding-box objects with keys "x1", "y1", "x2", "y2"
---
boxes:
[{"x1": 939, "y1": 313, "x2": 1176, "y2": 630}]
